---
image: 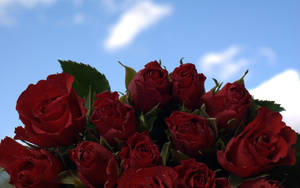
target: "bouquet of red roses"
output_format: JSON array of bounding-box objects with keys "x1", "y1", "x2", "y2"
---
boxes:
[{"x1": 0, "y1": 60, "x2": 299, "y2": 188}]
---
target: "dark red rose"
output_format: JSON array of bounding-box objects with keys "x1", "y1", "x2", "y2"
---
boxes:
[
  {"x1": 117, "y1": 166, "x2": 178, "y2": 188},
  {"x1": 128, "y1": 61, "x2": 171, "y2": 113},
  {"x1": 165, "y1": 111, "x2": 215, "y2": 156},
  {"x1": 90, "y1": 91, "x2": 137, "y2": 143},
  {"x1": 0, "y1": 137, "x2": 62, "y2": 188},
  {"x1": 217, "y1": 107, "x2": 297, "y2": 177},
  {"x1": 201, "y1": 82, "x2": 251, "y2": 129},
  {"x1": 171, "y1": 63, "x2": 206, "y2": 110},
  {"x1": 175, "y1": 159, "x2": 230, "y2": 188},
  {"x1": 239, "y1": 178, "x2": 283, "y2": 188},
  {"x1": 70, "y1": 141, "x2": 118, "y2": 188},
  {"x1": 119, "y1": 132, "x2": 162, "y2": 170},
  {"x1": 14, "y1": 73, "x2": 86, "y2": 147}
]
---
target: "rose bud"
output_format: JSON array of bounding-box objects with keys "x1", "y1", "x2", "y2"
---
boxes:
[
  {"x1": 14, "y1": 73, "x2": 86, "y2": 147},
  {"x1": 175, "y1": 159, "x2": 230, "y2": 188},
  {"x1": 128, "y1": 61, "x2": 171, "y2": 113},
  {"x1": 70, "y1": 141, "x2": 118, "y2": 188},
  {"x1": 171, "y1": 63, "x2": 206, "y2": 110},
  {"x1": 117, "y1": 166, "x2": 178, "y2": 188},
  {"x1": 200, "y1": 82, "x2": 251, "y2": 130},
  {"x1": 165, "y1": 111, "x2": 215, "y2": 156},
  {"x1": 119, "y1": 132, "x2": 162, "y2": 170},
  {"x1": 217, "y1": 107, "x2": 297, "y2": 177},
  {"x1": 239, "y1": 178, "x2": 283, "y2": 188},
  {"x1": 0, "y1": 137, "x2": 63, "y2": 188},
  {"x1": 90, "y1": 91, "x2": 137, "y2": 144}
]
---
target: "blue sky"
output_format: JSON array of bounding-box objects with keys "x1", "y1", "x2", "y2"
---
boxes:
[{"x1": 0, "y1": 0, "x2": 299, "y2": 139}]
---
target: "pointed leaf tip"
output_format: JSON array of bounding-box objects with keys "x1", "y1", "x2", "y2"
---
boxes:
[
  {"x1": 118, "y1": 61, "x2": 136, "y2": 89},
  {"x1": 59, "y1": 60, "x2": 110, "y2": 98}
]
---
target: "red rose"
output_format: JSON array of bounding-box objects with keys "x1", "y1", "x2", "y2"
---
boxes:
[
  {"x1": 217, "y1": 107, "x2": 297, "y2": 177},
  {"x1": 171, "y1": 63, "x2": 206, "y2": 110},
  {"x1": 14, "y1": 73, "x2": 86, "y2": 147},
  {"x1": 0, "y1": 137, "x2": 62, "y2": 188},
  {"x1": 201, "y1": 82, "x2": 251, "y2": 129},
  {"x1": 117, "y1": 166, "x2": 178, "y2": 188},
  {"x1": 165, "y1": 111, "x2": 215, "y2": 156},
  {"x1": 239, "y1": 178, "x2": 283, "y2": 188},
  {"x1": 175, "y1": 159, "x2": 230, "y2": 188},
  {"x1": 70, "y1": 141, "x2": 118, "y2": 188},
  {"x1": 128, "y1": 61, "x2": 171, "y2": 113},
  {"x1": 119, "y1": 132, "x2": 162, "y2": 170},
  {"x1": 90, "y1": 91, "x2": 137, "y2": 143}
]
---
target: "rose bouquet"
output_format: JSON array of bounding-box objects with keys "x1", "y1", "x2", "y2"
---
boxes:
[{"x1": 0, "y1": 60, "x2": 299, "y2": 188}]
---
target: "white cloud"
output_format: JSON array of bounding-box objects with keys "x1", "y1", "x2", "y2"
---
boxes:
[
  {"x1": 0, "y1": 0, "x2": 56, "y2": 25},
  {"x1": 259, "y1": 47, "x2": 276, "y2": 64},
  {"x1": 73, "y1": 13, "x2": 84, "y2": 24},
  {"x1": 250, "y1": 70, "x2": 300, "y2": 133},
  {"x1": 104, "y1": 0, "x2": 172, "y2": 51},
  {"x1": 199, "y1": 45, "x2": 249, "y2": 80},
  {"x1": 100, "y1": 0, "x2": 137, "y2": 13}
]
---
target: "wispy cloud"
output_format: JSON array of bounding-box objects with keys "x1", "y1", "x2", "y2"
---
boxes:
[
  {"x1": 258, "y1": 47, "x2": 276, "y2": 64},
  {"x1": 73, "y1": 13, "x2": 85, "y2": 24},
  {"x1": 0, "y1": 0, "x2": 56, "y2": 25},
  {"x1": 104, "y1": 0, "x2": 172, "y2": 51},
  {"x1": 100, "y1": 0, "x2": 136, "y2": 13},
  {"x1": 198, "y1": 45, "x2": 249, "y2": 80},
  {"x1": 250, "y1": 70, "x2": 300, "y2": 133}
]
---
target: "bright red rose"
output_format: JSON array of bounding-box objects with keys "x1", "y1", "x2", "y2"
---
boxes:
[
  {"x1": 14, "y1": 73, "x2": 86, "y2": 147},
  {"x1": 201, "y1": 82, "x2": 251, "y2": 129},
  {"x1": 128, "y1": 61, "x2": 171, "y2": 113},
  {"x1": 165, "y1": 111, "x2": 215, "y2": 156},
  {"x1": 175, "y1": 159, "x2": 230, "y2": 188},
  {"x1": 90, "y1": 91, "x2": 137, "y2": 143},
  {"x1": 217, "y1": 107, "x2": 297, "y2": 177},
  {"x1": 117, "y1": 166, "x2": 178, "y2": 188},
  {"x1": 239, "y1": 178, "x2": 283, "y2": 188},
  {"x1": 70, "y1": 141, "x2": 118, "y2": 188},
  {"x1": 171, "y1": 63, "x2": 206, "y2": 110},
  {"x1": 119, "y1": 132, "x2": 162, "y2": 170},
  {"x1": 0, "y1": 137, "x2": 62, "y2": 188}
]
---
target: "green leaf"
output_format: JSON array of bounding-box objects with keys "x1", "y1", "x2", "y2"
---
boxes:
[
  {"x1": 235, "y1": 70, "x2": 248, "y2": 85},
  {"x1": 207, "y1": 118, "x2": 218, "y2": 138},
  {"x1": 138, "y1": 114, "x2": 157, "y2": 132},
  {"x1": 100, "y1": 137, "x2": 113, "y2": 152},
  {"x1": 228, "y1": 174, "x2": 243, "y2": 188},
  {"x1": 160, "y1": 141, "x2": 171, "y2": 166},
  {"x1": 59, "y1": 60, "x2": 110, "y2": 98},
  {"x1": 0, "y1": 169, "x2": 13, "y2": 188},
  {"x1": 118, "y1": 61, "x2": 136, "y2": 89},
  {"x1": 84, "y1": 85, "x2": 96, "y2": 120},
  {"x1": 211, "y1": 78, "x2": 223, "y2": 95},
  {"x1": 57, "y1": 170, "x2": 87, "y2": 188},
  {"x1": 179, "y1": 57, "x2": 184, "y2": 65},
  {"x1": 253, "y1": 99, "x2": 285, "y2": 112},
  {"x1": 170, "y1": 149, "x2": 190, "y2": 165}
]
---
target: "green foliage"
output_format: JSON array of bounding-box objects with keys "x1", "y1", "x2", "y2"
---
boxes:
[
  {"x1": 0, "y1": 168, "x2": 13, "y2": 188},
  {"x1": 160, "y1": 141, "x2": 171, "y2": 166},
  {"x1": 280, "y1": 134, "x2": 300, "y2": 187},
  {"x1": 57, "y1": 170, "x2": 87, "y2": 188},
  {"x1": 138, "y1": 103, "x2": 160, "y2": 132},
  {"x1": 118, "y1": 61, "x2": 136, "y2": 89},
  {"x1": 228, "y1": 174, "x2": 243, "y2": 188},
  {"x1": 59, "y1": 60, "x2": 110, "y2": 98},
  {"x1": 234, "y1": 69, "x2": 248, "y2": 85},
  {"x1": 170, "y1": 149, "x2": 189, "y2": 165},
  {"x1": 211, "y1": 78, "x2": 223, "y2": 95},
  {"x1": 253, "y1": 99, "x2": 285, "y2": 112}
]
